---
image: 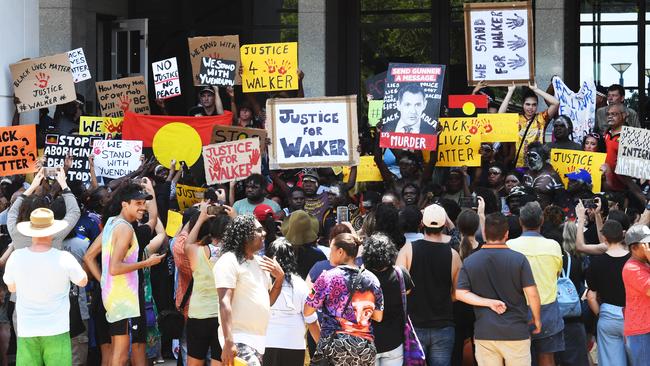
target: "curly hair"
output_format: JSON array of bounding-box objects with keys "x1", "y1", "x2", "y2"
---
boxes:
[
  {"x1": 221, "y1": 215, "x2": 258, "y2": 263},
  {"x1": 362, "y1": 233, "x2": 398, "y2": 272},
  {"x1": 374, "y1": 203, "x2": 406, "y2": 249},
  {"x1": 265, "y1": 237, "x2": 298, "y2": 285}
]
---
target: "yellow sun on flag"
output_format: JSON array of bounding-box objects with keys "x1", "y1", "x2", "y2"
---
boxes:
[{"x1": 152, "y1": 122, "x2": 203, "y2": 169}]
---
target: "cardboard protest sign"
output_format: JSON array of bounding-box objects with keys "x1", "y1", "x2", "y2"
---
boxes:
[
  {"x1": 365, "y1": 72, "x2": 387, "y2": 100},
  {"x1": 368, "y1": 100, "x2": 383, "y2": 127},
  {"x1": 550, "y1": 148, "x2": 606, "y2": 192},
  {"x1": 79, "y1": 116, "x2": 124, "y2": 137},
  {"x1": 202, "y1": 138, "x2": 261, "y2": 184},
  {"x1": 175, "y1": 184, "x2": 206, "y2": 211},
  {"x1": 210, "y1": 125, "x2": 267, "y2": 150},
  {"x1": 240, "y1": 42, "x2": 298, "y2": 93},
  {"x1": 341, "y1": 156, "x2": 382, "y2": 182},
  {"x1": 166, "y1": 210, "x2": 183, "y2": 237},
  {"x1": 266, "y1": 96, "x2": 360, "y2": 169},
  {"x1": 91, "y1": 140, "x2": 142, "y2": 179},
  {"x1": 67, "y1": 48, "x2": 91, "y2": 83},
  {"x1": 199, "y1": 57, "x2": 236, "y2": 86},
  {"x1": 152, "y1": 57, "x2": 181, "y2": 100},
  {"x1": 475, "y1": 113, "x2": 519, "y2": 142},
  {"x1": 616, "y1": 126, "x2": 650, "y2": 180},
  {"x1": 95, "y1": 76, "x2": 150, "y2": 117},
  {"x1": 552, "y1": 76, "x2": 596, "y2": 143},
  {"x1": 10, "y1": 53, "x2": 76, "y2": 113},
  {"x1": 380, "y1": 63, "x2": 445, "y2": 150},
  {"x1": 436, "y1": 118, "x2": 481, "y2": 167},
  {"x1": 188, "y1": 35, "x2": 241, "y2": 86},
  {"x1": 0, "y1": 125, "x2": 38, "y2": 175},
  {"x1": 44, "y1": 134, "x2": 100, "y2": 182},
  {"x1": 464, "y1": 1, "x2": 534, "y2": 85}
]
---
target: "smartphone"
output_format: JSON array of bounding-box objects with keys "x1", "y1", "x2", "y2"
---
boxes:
[
  {"x1": 459, "y1": 196, "x2": 478, "y2": 210},
  {"x1": 207, "y1": 205, "x2": 225, "y2": 216},
  {"x1": 336, "y1": 206, "x2": 349, "y2": 224},
  {"x1": 583, "y1": 199, "x2": 596, "y2": 209},
  {"x1": 43, "y1": 166, "x2": 59, "y2": 178}
]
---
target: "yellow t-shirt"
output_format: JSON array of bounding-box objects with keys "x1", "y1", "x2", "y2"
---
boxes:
[
  {"x1": 515, "y1": 111, "x2": 550, "y2": 167},
  {"x1": 507, "y1": 233, "x2": 562, "y2": 305}
]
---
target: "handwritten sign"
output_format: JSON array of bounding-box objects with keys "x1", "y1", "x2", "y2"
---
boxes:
[
  {"x1": 79, "y1": 116, "x2": 124, "y2": 137},
  {"x1": 10, "y1": 53, "x2": 76, "y2": 113},
  {"x1": 267, "y1": 96, "x2": 360, "y2": 169},
  {"x1": 368, "y1": 100, "x2": 383, "y2": 127},
  {"x1": 365, "y1": 72, "x2": 386, "y2": 100},
  {"x1": 475, "y1": 113, "x2": 519, "y2": 142},
  {"x1": 551, "y1": 148, "x2": 606, "y2": 192},
  {"x1": 210, "y1": 125, "x2": 267, "y2": 150},
  {"x1": 203, "y1": 138, "x2": 261, "y2": 184},
  {"x1": 0, "y1": 125, "x2": 37, "y2": 175},
  {"x1": 379, "y1": 63, "x2": 445, "y2": 150},
  {"x1": 92, "y1": 140, "x2": 142, "y2": 179},
  {"x1": 464, "y1": 1, "x2": 534, "y2": 85},
  {"x1": 152, "y1": 57, "x2": 181, "y2": 99},
  {"x1": 240, "y1": 42, "x2": 298, "y2": 92},
  {"x1": 175, "y1": 184, "x2": 206, "y2": 211},
  {"x1": 199, "y1": 57, "x2": 236, "y2": 87},
  {"x1": 67, "y1": 48, "x2": 91, "y2": 83},
  {"x1": 188, "y1": 35, "x2": 241, "y2": 86},
  {"x1": 95, "y1": 76, "x2": 150, "y2": 117},
  {"x1": 44, "y1": 134, "x2": 100, "y2": 182},
  {"x1": 552, "y1": 76, "x2": 596, "y2": 143},
  {"x1": 166, "y1": 210, "x2": 183, "y2": 237},
  {"x1": 436, "y1": 118, "x2": 481, "y2": 167},
  {"x1": 341, "y1": 156, "x2": 382, "y2": 182},
  {"x1": 616, "y1": 126, "x2": 650, "y2": 180}
]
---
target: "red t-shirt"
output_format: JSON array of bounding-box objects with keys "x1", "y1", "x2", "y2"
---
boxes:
[
  {"x1": 604, "y1": 130, "x2": 626, "y2": 191},
  {"x1": 622, "y1": 258, "x2": 650, "y2": 336}
]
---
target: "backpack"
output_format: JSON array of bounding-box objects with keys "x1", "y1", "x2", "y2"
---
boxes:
[{"x1": 557, "y1": 252, "x2": 581, "y2": 318}]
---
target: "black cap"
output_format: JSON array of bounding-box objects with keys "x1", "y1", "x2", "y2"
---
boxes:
[
  {"x1": 198, "y1": 86, "x2": 215, "y2": 94},
  {"x1": 122, "y1": 190, "x2": 153, "y2": 202}
]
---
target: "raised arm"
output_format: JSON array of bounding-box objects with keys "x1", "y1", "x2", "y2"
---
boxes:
[
  {"x1": 498, "y1": 83, "x2": 515, "y2": 114},
  {"x1": 575, "y1": 201, "x2": 607, "y2": 255},
  {"x1": 214, "y1": 86, "x2": 225, "y2": 115},
  {"x1": 530, "y1": 81, "x2": 559, "y2": 119}
]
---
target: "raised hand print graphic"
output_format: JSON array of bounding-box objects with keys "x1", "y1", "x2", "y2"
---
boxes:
[
  {"x1": 249, "y1": 149, "x2": 261, "y2": 165},
  {"x1": 507, "y1": 35, "x2": 527, "y2": 51},
  {"x1": 507, "y1": 54, "x2": 526, "y2": 70},
  {"x1": 506, "y1": 14, "x2": 524, "y2": 29},
  {"x1": 265, "y1": 59, "x2": 277, "y2": 74},
  {"x1": 277, "y1": 60, "x2": 291, "y2": 75},
  {"x1": 34, "y1": 73, "x2": 50, "y2": 88},
  {"x1": 119, "y1": 95, "x2": 131, "y2": 111}
]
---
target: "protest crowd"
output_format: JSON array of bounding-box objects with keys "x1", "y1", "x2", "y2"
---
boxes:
[{"x1": 2, "y1": 7, "x2": 650, "y2": 366}]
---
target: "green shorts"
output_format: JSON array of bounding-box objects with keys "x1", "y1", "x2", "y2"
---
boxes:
[{"x1": 17, "y1": 332, "x2": 71, "y2": 366}]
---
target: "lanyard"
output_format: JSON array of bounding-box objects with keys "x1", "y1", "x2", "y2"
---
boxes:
[{"x1": 481, "y1": 243, "x2": 509, "y2": 249}]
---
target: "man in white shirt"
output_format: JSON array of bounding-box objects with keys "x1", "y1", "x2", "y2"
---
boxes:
[
  {"x1": 3, "y1": 207, "x2": 88, "y2": 365},
  {"x1": 382, "y1": 84, "x2": 436, "y2": 135}
]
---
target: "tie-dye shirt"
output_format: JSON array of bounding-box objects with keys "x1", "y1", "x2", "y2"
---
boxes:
[
  {"x1": 306, "y1": 266, "x2": 383, "y2": 341},
  {"x1": 101, "y1": 216, "x2": 140, "y2": 323}
]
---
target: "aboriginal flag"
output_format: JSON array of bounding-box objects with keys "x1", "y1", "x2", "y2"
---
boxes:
[{"x1": 448, "y1": 95, "x2": 488, "y2": 117}]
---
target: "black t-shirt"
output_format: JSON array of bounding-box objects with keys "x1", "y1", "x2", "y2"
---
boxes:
[
  {"x1": 456, "y1": 247, "x2": 535, "y2": 341},
  {"x1": 369, "y1": 266, "x2": 414, "y2": 353},
  {"x1": 296, "y1": 244, "x2": 327, "y2": 279},
  {"x1": 586, "y1": 252, "x2": 630, "y2": 307},
  {"x1": 187, "y1": 105, "x2": 220, "y2": 116}
]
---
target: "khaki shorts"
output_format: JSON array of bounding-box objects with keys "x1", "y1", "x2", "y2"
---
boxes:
[{"x1": 475, "y1": 338, "x2": 531, "y2": 366}]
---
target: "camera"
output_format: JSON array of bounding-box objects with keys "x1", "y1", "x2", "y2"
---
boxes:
[{"x1": 207, "y1": 205, "x2": 225, "y2": 216}]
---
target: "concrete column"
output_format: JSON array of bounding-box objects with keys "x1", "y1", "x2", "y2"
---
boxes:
[
  {"x1": 298, "y1": 0, "x2": 326, "y2": 97},
  {"x1": 535, "y1": 0, "x2": 565, "y2": 105}
]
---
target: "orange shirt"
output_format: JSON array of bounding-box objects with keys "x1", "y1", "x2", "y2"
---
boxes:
[
  {"x1": 516, "y1": 111, "x2": 550, "y2": 167},
  {"x1": 172, "y1": 231, "x2": 192, "y2": 317},
  {"x1": 622, "y1": 258, "x2": 650, "y2": 336}
]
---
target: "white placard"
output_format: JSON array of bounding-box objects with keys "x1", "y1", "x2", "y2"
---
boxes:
[
  {"x1": 152, "y1": 57, "x2": 181, "y2": 99},
  {"x1": 616, "y1": 126, "x2": 650, "y2": 180},
  {"x1": 92, "y1": 140, "x2": 143, "y2": 179},
  {"x1": 552, "y1": 76, "x2": 597, "y2": 143},
  {"x1": 68, "y1": 48, "x2": 91, "y2": 83}
]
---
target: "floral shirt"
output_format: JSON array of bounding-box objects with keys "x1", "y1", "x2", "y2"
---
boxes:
[{"x1": 306, "y1": 266, "x2": 384, "y2": 341}]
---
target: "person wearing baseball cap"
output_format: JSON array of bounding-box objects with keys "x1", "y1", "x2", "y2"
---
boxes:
[
  {"x1": 396, "y1": 203, "x2": 461, "y2": 364},
  {"x1": 3, "y1": 207, "x2": 88, "y2": 365},
  {"x1": 622, "y1": 224, "x2": 650, "y2": 366},
  {"x1": 188, "y1": 86, "x2": 224, "y2": 116}
]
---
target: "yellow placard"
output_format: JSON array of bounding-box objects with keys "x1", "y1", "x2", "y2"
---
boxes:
[
  {"x1": 550, "y1": 149, "x2": 607, "y2": 193},
  {"x1": 341, "y1": 156, "x2": 382, "y2": 182},
  {"x1": 165, "y1": 210, "x2": 183, "y2": 237},
  {"x1": 176, "y1": 184, "x2": 206, "y2": 212},
  {"x1": 79, "y1": 116, "x2": 124, "y2": 136},
  {"x1": 436, "y1": 118, "x2": 481, "y2": 167},
  {"x1": 240, "y1": 42, "x2": 298, "y2": 92},
  {"x1": 367, "y1": 100, "x2": 383, "y2": 127},
  {"x1": 476, "y1": 113, "x2": 519, "y2": 142}
]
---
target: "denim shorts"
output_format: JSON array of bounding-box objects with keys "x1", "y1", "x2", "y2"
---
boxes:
[{"x1": 531, "y1": 330, "x2": 565, "y2": 354}]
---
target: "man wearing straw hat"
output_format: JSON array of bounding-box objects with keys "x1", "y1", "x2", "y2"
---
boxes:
[{"x1": 3, "y1": 207, "x2": 88, "y2": 365}]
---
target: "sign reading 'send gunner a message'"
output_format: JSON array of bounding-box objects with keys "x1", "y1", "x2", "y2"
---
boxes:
[{"x1": 616, "y1": 126, "x2": 650, "y2": 180}]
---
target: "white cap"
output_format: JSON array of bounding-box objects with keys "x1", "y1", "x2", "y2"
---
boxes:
[{"x1": 422, "y1": 204, "x2": 447, "y2": 228}]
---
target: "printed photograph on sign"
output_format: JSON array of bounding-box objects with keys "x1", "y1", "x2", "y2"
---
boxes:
[
  {"x1": 464, "y1": 1, "x2": 534, "y2": 85},
  {"x1": 43, "y1": 134, "x2": 101, "y2": 182},
  {"x1": 10, "y1": 53, "x2": 76, "y2": 113},
  {"x1": 199, "y1": 57, "x2": 237, "y2": 86},
  {"x1": 552, "y1": 76, "x2": 596, "y2": 143},
  {"x1": 96, "y1": 76, "x2": 150, "y2": 117},
  {"x1": 152, "y1": 57, "x2": 181, "y2": 99},
  {"x1": 379, "y1": 63, "x2": 445, "y2": 151},
  {"x1": 240, "y1": 42, "x2": 298, "y2": 93},
  {"x1": 202, "y1": 138, "x2": 261, "y2": 184},
  {"x1": 92, "y1": 140, "x2": 143, "y2": 179},
  {"x1": 67, "y1": 48, "x2": 91, "y2": 83},
  {"x1": 266, "y1": 96, "x2": 360, "y2": 169},
  {"x1": 616, "y1": 126, "x2": 650, "y2": 181},
  {"x1": 188, "y1": 35, "x2": 241, "y2": 85},
  {"x1": 0, "y1": 125, "x2": 38, "y2": 176}
]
